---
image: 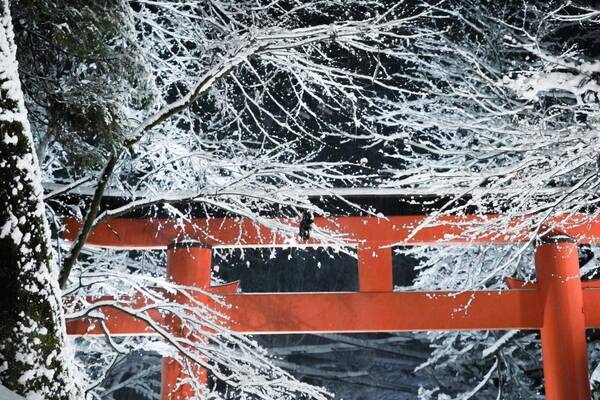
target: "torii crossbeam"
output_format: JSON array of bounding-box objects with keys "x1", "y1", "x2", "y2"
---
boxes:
[{"x1": 64, "y1": 214, "x2": 600, "y2": 400}]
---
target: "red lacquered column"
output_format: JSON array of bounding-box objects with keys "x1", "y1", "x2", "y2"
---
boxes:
[
  {"x1": 535, "y1": 234, "x2": 590, "y2": 400},
  {"x1": 161, "y1": 241, "x2": 211, "y2": 400}
]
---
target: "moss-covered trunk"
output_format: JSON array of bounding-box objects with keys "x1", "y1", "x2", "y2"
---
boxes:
[{"x1": 0, "y1": 1, "x2": 79, "y2": 398}]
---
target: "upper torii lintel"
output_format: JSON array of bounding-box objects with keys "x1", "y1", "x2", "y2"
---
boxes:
[{"x1": 63, "y1": 214, "x2": 600, "y2": 249}]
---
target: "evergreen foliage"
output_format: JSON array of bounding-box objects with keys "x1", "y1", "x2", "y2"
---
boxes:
[{"x1": 12, "y1": 0, "x2": 155, "y2": 172}]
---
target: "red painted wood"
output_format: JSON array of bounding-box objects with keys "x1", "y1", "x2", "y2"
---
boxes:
[
  {"x1": 221, "y1": 290, "x2": 543, "y2": 333},
  {"x1": 507, "y1": 277, "x2": 600, "y2": 291},
  {"x1": 535, "y1": 239, "x2": 590, "y2": 400},
  {"x1": 63, "y1": 214, "x2": 600, "y2": 249},
  {"x1": 161, "y1": 245, "x2": 211, "y2": 400},
  {"x1": 165, "y1": 245, "x2": 210, "y2": 399},
  {"x1": 583, "y1": 289, "x2": 600, "y2": 327},
  {"x1": 161, "y1": 357, "x2": 204, "y2": 400},
  {"x1": 67, "y1": 289, "x2": 545, "y2": 335},
  {"x1": 63, "y1": 214, "x2": 600, "y2": 400},
  {"x1": 358, "y1": 246, "x2": 393, "y2": 292},
  {"x1": 66, "y1": 287, "x2": 600, "y2": 337},
  {"x1": 65, "y1": 293, "x2": 164, "y2": 336}
]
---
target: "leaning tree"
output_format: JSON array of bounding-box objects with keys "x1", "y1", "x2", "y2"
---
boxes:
[{"x1": 0, "y1": 0, "x2": 80, "y2": 398}]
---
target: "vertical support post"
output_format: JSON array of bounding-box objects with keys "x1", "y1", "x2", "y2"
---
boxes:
[
  {"x1": 535, "y1": 234, "x2": 590, "y2": 400},
  {"x1": 357, "y1": 244, "x2": 393, "y2": 292},
  {"x1": 161, "y1": 241, "x2": 212, "y2": 400}
]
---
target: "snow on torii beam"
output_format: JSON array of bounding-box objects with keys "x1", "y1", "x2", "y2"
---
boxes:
[
  {"x1": 63, "y1": 213, "x2": 600, "y2": 248},
  {"x1": 64, "y1": 215, "x2": 600, "y2": 400}
]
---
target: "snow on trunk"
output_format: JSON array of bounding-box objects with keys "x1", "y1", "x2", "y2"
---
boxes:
[
  {"x1": 0, "y1": 384, "x2": 25, "y2": 400},
  {"x1": 0, "y1": 1, "x2": 80, "y2": 398}
]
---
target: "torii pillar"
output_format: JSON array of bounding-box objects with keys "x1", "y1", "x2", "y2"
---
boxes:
[
  {"x1": 535, "y1": 234, "x2": 590, "y2": 400},
  {"x1": 161, "y1": 242, "x2": 211, "y2": 400}
]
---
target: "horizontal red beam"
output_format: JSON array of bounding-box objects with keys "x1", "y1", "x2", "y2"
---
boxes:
[
  {"x1": 67, "y1": 289, "x2": 546, "y2": 336},
  {"x1": 66, "y1": 311, "x2": 159, "y2": 336},
  {"x1": 68, "y1": 288, "x2": 600, "y2": 337},
  {"x1": 65, "y1": 282, "x2": 242, "y2": 336},
  {"x1": 65, "y1": 294, "x2": 165, "y2": 336},
  {"x1": 221, "y1": 290, "x2": 544, "y2": 334},
  {"x1": 64, "y1": 214, "x2": 600, "y2": 249},
  {"x1": 582, "y1": 289, "x2": 600, "y2": 328},
  {"x1": 231, "y1": 287, "x2": 600, "y2": 333}
]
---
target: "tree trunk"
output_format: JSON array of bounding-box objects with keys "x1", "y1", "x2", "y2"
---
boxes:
[{"x1": 0, "y1": 1, "x2": 79, "y2": 398}]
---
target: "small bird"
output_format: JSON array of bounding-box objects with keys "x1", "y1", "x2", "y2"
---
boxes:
[
  {"x1": 299, "y1": 211, "x2": 313, "y2": 241},
  {"x1": 579, "y1": 244, "x2": 594, "y2": 268}
]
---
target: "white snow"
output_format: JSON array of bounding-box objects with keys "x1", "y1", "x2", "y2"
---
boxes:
[
  {"x1": 499, "y1": 58, "x2": 600, "y2": 104},
  {"x1": 0, "y1": 384, "x2": 25, "y2": 400},
  {"x1": 482, "y1": 330, "x2": 518, "y2": 358},
  {"x1": 591, "y1": 363, "x2": 600, "y2": 385}
]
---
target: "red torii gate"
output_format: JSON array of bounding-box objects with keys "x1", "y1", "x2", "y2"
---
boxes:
[{"x1": 64, "y1": 214, "x2": 600, "y2": 400}]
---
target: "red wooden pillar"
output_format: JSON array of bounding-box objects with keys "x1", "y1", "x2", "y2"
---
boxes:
[
  {"x1": 161, "y1": 242, "x2": 211, "y2": 400},
  {"x1": 535, "y1": 234, "x2": 590, "y2": 400},
  {"x1": 357, "y1": 245, "x2": 393, "y2": 292}
]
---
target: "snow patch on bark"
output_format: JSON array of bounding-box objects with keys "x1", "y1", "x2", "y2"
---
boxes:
[{"x1": 0, "y1": 384, "x2": 25, "y2": 400}]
